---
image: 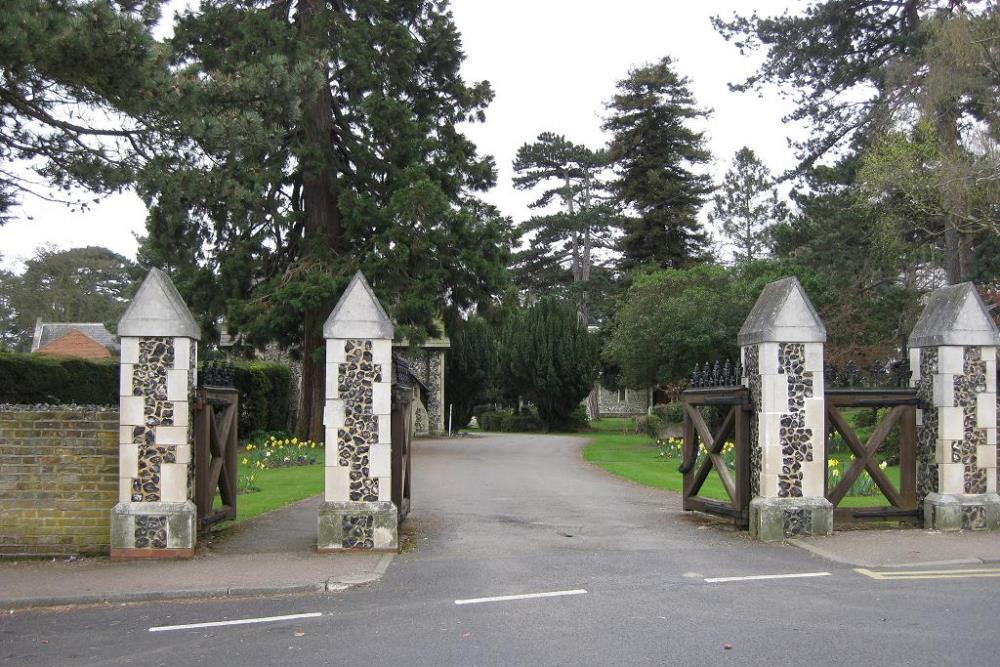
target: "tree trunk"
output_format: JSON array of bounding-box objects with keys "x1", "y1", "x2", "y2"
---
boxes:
[
  {"x1": 936, "y1": 102, "x2": 971, "y2": 285},
  {"x1": 295, "y1": 0, "x2": 341, "y2": 442}
]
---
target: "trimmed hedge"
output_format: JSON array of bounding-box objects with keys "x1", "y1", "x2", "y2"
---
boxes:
[
  {"x1": 478, "y1": 410, "x2": 543, "y2": 433},
  {"x1": 0, "y1": 352, "x2": 117, "y2": 404},
  {"x1": 0, "y1": 352, "x2": 293, "y2": 436},
  {"x1": 230, "y1": 361, "x2": 293, "y2": 436}
]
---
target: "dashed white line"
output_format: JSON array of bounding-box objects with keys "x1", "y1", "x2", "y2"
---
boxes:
[
  {"x1": 704, "y1": 572, "x2": 831, "y2": 584},
  {"x1": 149, "y1": 612, "x2": 323, "y2": 632},
  {"x1": 455, "y1": 589, "x2": 588, "y2": 605}
]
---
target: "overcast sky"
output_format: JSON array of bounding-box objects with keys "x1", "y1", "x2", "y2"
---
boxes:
[{"x1": 0, "y1": 0, "x2": 801, "y2": 272}]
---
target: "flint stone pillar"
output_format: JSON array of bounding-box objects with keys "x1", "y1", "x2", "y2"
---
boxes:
[
  {"x1": 318, "y1": 272, "x2": 397, "y2": 551},
  {"x1": 909, "y1": 282, "x2": 1000, "y2": 531},
  {"x1": 739, "y1": 277, "x2": 832, "y2": 541},
  {"x1": 110, "y1": 269, "x2": 200, "y2": 559}
]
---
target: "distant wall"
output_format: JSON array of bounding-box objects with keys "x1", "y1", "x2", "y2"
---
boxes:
[
  {"x1": 0, "y1": 405, "x2": 118, "y2": 556},
  {"x1": 595, "y1": 384, "x2": 651, "y2": 417}
]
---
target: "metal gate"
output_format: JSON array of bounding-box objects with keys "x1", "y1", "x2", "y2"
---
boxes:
[{"x1": 680, "y1": 362, "x2": 752, "y2": 528}]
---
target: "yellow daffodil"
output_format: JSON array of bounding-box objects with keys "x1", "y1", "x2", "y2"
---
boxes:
[
  {"x1": 242, "y1": 457, "x2": 249, "y2": 465},
  {"x1": 827, "y1": 458, "x2": 838, "y2": 467},
  {"x1": 292, "y1": 437, "x2": 299, "y2": 445}
]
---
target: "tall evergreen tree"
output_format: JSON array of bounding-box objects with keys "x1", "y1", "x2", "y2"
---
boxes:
[
  {"x1": 511, "y1": 132, "x2": 614, "y2": 323},
  {"x1": 708, "y1": 147, "x2": 787, "y2": 264},
  {"x1": 6, "y1": 246, "x2": 135, "y2": 349},
  {"x1": 0, "y1": 1, "x2": 166, "y2": 218},
  {"x1": 714, "y1": 0, "x2": 998, "y2": 283},
  {"x1": 499, "y1": 298, "x2": 597, "y2": 429},
  {"x1": 139, "y1": 1, "x2": 512, "y2": 441},
  {"x1": 603, "y1": 57, "x2": 713, "y2": 271},
  {"x1": 444, "y1": 317, "x2": 498, "y2": 430}
]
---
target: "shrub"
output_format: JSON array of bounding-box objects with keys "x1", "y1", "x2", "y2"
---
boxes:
[
  {"x1": 499, "y1": 413, "x2": 543, "y2": 433},
  {"x1": 498, "y1": 299, "x2": 598, "y2": 429},
  {"x1": 637, "y1": 414, "x2": 664, "y2": 440},
  {"x1": 652, "y1": 402, "x2": 685, "y2": 424},
  {"x1": 472, "y1": 403, "x2": 495, "y2": 424},
  {"x1": 478, "y1": 410, "x2": 508, "y2": 432},
  {"x1": 227, "y1": 361, "x2": 293, "y2": 436},
  {"x1": 0, "y1": 352, "x2": 117, "y2": 404}
]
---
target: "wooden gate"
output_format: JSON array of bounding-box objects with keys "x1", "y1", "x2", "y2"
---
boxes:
[
  {"x1": 824, "y1": 388, "x2": 919, "y2": 524},
  {"x1": 681, "y1": 380, "x2": 752, "y2": 529},
  {"x1": 391, "y1": 356, "x2": 414, "y2": 523},
  {"x1": 193, "y1": 386, "x2": 238, "y2": 528}
]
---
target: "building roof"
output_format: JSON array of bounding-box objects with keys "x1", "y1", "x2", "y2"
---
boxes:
[{"x1": 32, "y1": 322, "x2": 119, "y2": 353}]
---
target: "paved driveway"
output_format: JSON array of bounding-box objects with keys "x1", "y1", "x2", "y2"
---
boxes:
[{"x1": 4, "y1": 433, "x2": 997, "y2": 667}]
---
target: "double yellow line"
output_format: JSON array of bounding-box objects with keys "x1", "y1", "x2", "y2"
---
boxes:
[{"x1": 855, "y1": 567, "x2": 1000, "y2": 580}]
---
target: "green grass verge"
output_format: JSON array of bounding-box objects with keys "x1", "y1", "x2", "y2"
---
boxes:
[
  {"x1": 580, "y1": 418, "x2": 899, "y2": 508},
  {"x1": 214, "y1": 450, "x2": 325, "y2": 523}
]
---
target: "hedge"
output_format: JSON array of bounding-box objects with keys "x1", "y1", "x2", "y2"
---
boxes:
[
  {"x1": 0, "y1": 352, "x2": 293, "y2": 436},
  {"x1": 478, "y1": 410, "x2": 543, "y2": 433},
  {"x1": 0, "y1": 352, "x2": 117, "y2": 405},
  {"x1": 230, "y1": 360, "x2": 293, "y2": 436}
]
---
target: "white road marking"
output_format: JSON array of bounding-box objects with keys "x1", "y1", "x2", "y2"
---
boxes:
[
  {"x1": 455, "y1": 589, "x2": 588, "y2": 606},
  {"x1": 704, "y1": 572, "x2": 831, "y2": 584},
  {"x1": 149, "y1": 612, "x2": 323, "y2": 632}
]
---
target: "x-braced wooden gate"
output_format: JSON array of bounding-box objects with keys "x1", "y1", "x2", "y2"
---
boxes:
[
  {"x1": 824, "y1": 368, "x2": 919, "y2": 524},
  {"x1": 193, "y1": 383, "x2": 239, "y2": 529},
  {"x1": 681, "y1": 364, "x2": 752, "y2": 528}
]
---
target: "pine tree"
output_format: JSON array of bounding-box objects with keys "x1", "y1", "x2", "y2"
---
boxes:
[
  {"x1": 708, "y1": 147, "x2": 787, "y2": 264},
  {"x1": 0, "y1": 1, "x2": 166, "y2": 217},
  {"x1": 603, "y1": 57, "x2": 713, "y2": 271},
  {"x1": 714, "y1": 1, "x2": 999, "y2": 282},
  {"x1": 139, "y1": 1, "x2": 513, "y2": 441},
  {"x1": 511, "y1": 133, "x2": 614, "y2": 323}
]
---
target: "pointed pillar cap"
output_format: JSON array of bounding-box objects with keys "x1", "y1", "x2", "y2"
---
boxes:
[
  {"x1": 908, "y1": 282, "x2": 999, "y2": 348},
  {"x1": 118, "y1": 268, "x2": 201, "y2": 339},
  {"x1": 324, "y1": 271, "x2": 394, "y2": 340},
  {"x1": 738, "y1": 276, "x2": 826, "y2": 346}
]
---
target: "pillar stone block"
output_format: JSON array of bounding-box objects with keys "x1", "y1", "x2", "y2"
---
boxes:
[
  {"x1": 909, "y1": 282, "x2": 1000, "y2": 531},
  {"x1": 739, "y1": 277, "x2": 832, "y2": 541},
  {"x1": 318, "y1": 272, "x2": 398, "y2": 551},
  {"x1": 111, "y1": 268, "x2": 200, "y2": 559}
]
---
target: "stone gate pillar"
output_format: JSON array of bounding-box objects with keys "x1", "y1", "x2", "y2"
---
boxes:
[
  {"x1": 908, "y1": 282, "x2": 1000, "y2": 531},
  {"x1": 318, "y1": 272, "x2": 397, "y2": 551},
  {"x1": 110, "y1": 269, "x2": 200, "y2": 559},
  {"x1": 739, "y1": 277, "x2": 832, "y2": 541}
]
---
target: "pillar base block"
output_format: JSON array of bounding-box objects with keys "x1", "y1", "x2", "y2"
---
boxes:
[
  {"x1": 110, "y1": 501, "x2": 197, "y2": 559},
  {"x1": 924, "y1": 492, "x2": 1000, "y2": 531},
  {"x1": 749, "y1": 496, "x2": 833, "y2": 542},
  {"x1": 317, "y1": 501, "x2": 398, "y2": 552}
]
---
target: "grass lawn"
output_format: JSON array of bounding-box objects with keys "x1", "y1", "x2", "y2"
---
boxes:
[
  {"x1": 213, "y1": 449, "x2": 325, "y2": 523},
  {"x1": 581, "y1": 417, "x2": 899, "y2": 508},
  {"x1": 580, "y1": 418, "x2": 730, "y2": 501}
]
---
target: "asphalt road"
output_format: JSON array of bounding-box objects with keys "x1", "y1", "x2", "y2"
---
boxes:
[{"x1": 3, "y1": 434, "x2": 998, "y2": 666}]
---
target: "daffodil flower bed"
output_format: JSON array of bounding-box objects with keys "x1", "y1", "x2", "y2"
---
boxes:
[{"x1": 237, "y1": 436, "x2": 324, "y2": 496}]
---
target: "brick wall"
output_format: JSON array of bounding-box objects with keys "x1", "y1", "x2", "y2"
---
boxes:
[{"x1": 0, "y1": 406, "x2": 119, "y2": 556}]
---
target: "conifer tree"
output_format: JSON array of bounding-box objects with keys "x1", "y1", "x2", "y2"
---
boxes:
[
  {"x1": 709, "y1": 147, "x2": 787, "y2": 264},
  {"x1": 511, "y1": 133, "x2": 614, "y2": 323},
  {"x1": 0, "y1": 1, "x2": 166, "y2": 217},
  {"x1": 499, "y1": 299, "x2": 597, "y2": 429},
  {"x1": 603, "y1": 57, "x2": 713, "y2": 271},
  {"x1": 139, "y1": 1, "x2": 513, "y2": 440}
]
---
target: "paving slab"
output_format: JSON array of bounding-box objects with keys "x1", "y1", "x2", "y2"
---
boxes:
[
  {"x1": 0, "y1": 495, "x2": 389, "y2": 609},
  {"x1": 790, "y1": 528, "x2": 1000, "y2": 568}
]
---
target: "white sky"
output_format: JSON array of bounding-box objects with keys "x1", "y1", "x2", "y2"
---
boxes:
[{"x1": 0, "y1": 0, "x2": 801, "y2": 272}]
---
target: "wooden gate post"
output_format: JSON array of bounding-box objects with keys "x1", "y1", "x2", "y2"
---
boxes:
[
  {"x1": 909, "y1": 283, "x2": 1000, "y2": 531},
  {"x1": 739, "y1": 277, "x2": 833, "y2": 541},
  {"x1": 317, "y1": 272, "x2": 398, "y2": 551},
  {"x1": 110, "y1": 269, "x2": 200, "y2": 559}
]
